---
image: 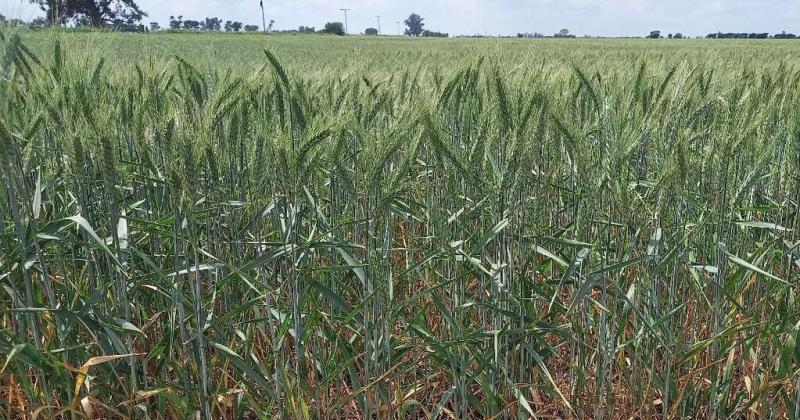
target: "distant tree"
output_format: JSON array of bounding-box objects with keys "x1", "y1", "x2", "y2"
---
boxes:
[
  {"x1": 667, "y1": 33, "x2": 673, "y2": 38},
  {"x1": 28, "y1": 0, "x2": 66, "y2": 26},
  {"x1": 268, "y1": 19, "x2": 274, "y2": 31},
  {"x1": 322, "y1": 21, "x2": 345, "y2": 35},
  {"x1": 73, "y1": 14, "x2": 91, "y2": 26},
  {"x1": 202, "y1": 17, "x2": 221, "y2": 31},
  {"x1": 673, "y1": 32, "x2": 683, "y2": 39},
  {"x1": 3, "y1": 16, "x2": 26, "y2": 27},
  {"x1": 231, "y1": 21, "x2": 243, "y2": 32},
  {"x1": 244, "y1": 24, "x2": 259, "y2": 32},
  {"x1": 298, "y1": 25, "x2": 315, "y2": 33},
  {"x1": 224, "y1": 20, "x2": 232, "y2": 32},
  {"x1": 404, "y1": 13, "x2": 424, "y2": 36},
  {"x1": 553, "y1": 28, "x2": 575, "y2": 38},
  {"x1": 30, "y1": 17, "x2": 48, "y2": 29},
  {"x1": 647, "y1": 30, "x2": 661, "y2": 38},
  {"x1": 422, "y1": 30, "x2": 448, "y2": 37},
  {"x1": 710, "y1": 32, "x2": 771, "y2": 39},
  {"x1": 183, "y1": 20, "x2": 200, "y2": 31},
  {"x1": 365, "y1": 27, "x2": 378, "y2": 35},
  {"x1": 30, "y1": 0, "x2": 146, "y2": 27},
  {"x1": 113, "y1": 18, "x2": 144, "y2": 31},
  {"x1": 169, "y1": 15, "x2": 182, "y2": 29},
  {"x1": 149, "y1": 21, "x2": 160, "y2": 31}
]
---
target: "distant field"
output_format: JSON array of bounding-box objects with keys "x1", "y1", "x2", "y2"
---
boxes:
[
  {"x1": 2, "y1": 30, "x2": 800, "y2": 418},
  {"x1": 18, "y1": 31, "x2": 800, "y2": 74}
]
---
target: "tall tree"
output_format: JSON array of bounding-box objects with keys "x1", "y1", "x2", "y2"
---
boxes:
[
  {"x1": 30, "y1": 0, "x2": 146, "y2": 27},
  {"x1": 322, "y1": 21, "x2": 345, "y2": 36},
  {"x1": 183, "y1": 20, "x2": 200, "y2": 31},
  {"x1": 404, "y1": 13, "x2": 424, "y2": 37},
  {"x1": 169, "y1": 15, "x2": 182, "y2": 30},
  {"x1": 202, "y1": 17, "x2": 221, "y2": 31},
  {"x1": 28, "y1": 0, "x2": 64, "y2": 26}
]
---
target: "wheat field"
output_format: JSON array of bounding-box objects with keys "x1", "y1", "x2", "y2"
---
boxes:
[{"x1": 2, "y1": 31, "x2": 800, "y2": 418}]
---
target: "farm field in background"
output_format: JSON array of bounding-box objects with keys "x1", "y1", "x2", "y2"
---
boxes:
[{"x1": 2, "y1": 31, "x2": 800, "y2": 418}]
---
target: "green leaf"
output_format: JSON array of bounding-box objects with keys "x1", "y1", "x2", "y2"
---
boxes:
[
  {"x1": 32, "y1": 167, "x2": 42, "y2": 219},
  {"x1": 564, "y1": 249, "x2": 595, "y2": 313},
  {"x1": 1, "y1": 344, "x2": 25, "y2": 374},
  {"x1": 211, "y1": 341, "x2": 272, "y2": 390},
  {"x1": 735, "y1": 221, "x2": 790, "y2": 232},
  {"x1": 431, "y1": 386, "x2": 455, "y2": 420},
  {"x1": 310, "y1": 280, "x2": 353, "y2": 315},
  {"x1": 336, "y1": 247, "x2": 366, "y2": 288},
  {"x1": 476, "y1": 218, "x2": 510, "y2": 250},
  {"x1": 67, "y1": 214, "x2": 122, "y2": 268},
  {"x1": 115, "y1": 318, "x2": 145, "y2": 337},
  {"x1": 725, "y1": 251, "x2": 788, "y2": 285},
  {"x1": 535, "y1": 245, "x2": 567, "y2": 268},
  {"x1": 526, "y1": 344, "x2": 574, "y2": 414}
]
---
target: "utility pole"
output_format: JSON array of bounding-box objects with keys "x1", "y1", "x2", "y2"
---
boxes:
[
  {"x1": 376, "y1": 15, "x2": 381, "y2": 35},
  {"x1": 260, "y1": 0, "x2": 267, "y2": 33},
  {"x1": 396, "y1": 21, "x2": 401, "y2": 36},
  {"x1": 340, "y1": 8, "x2": 350, "y2": 35}
]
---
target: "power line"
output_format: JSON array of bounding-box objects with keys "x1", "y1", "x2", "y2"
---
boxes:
[{"x1": 339, "y1": 8, "x2": 350, "y2": 35}]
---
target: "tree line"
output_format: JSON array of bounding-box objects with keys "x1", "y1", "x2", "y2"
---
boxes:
[
  {"x1": 9, "y1": 3, "x2": 800, "y2": 39},
  {"x1": 266, "y1": 13, "x2": 447, "y2": 37},
  {"x1": 706, "y1": 31, "x2": 796, "y2": 39},
  {"x1": 308, "y1": 13, "x2": 448, "y2": 37},
  {"x1": 16, "y1": 4, "x2": 449, "y2": 38},
  {"x1": 24, "y1": 0, "x2": 264, "y2": 32},
  {"x1": 161, "y1": 16, "x2": 263, "y2": 32},
  {"x1": 649, "y1": 30, "x2": 799, "y2": 39}
]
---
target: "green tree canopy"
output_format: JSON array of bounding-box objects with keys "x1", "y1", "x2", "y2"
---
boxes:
[
  {"x1": 29, "y1": 0, "x2": 146, "y2": 27},
  {"x1": 404, "y1": 13, "x2": 424, "y2": 36},
  {"x1": 322, "y1": 21, "x2": 345, "y2": 36}
]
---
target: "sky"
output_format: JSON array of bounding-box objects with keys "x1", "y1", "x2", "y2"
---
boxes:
[{"x1": 3, "y1": 0, "x2": 800, "y2": 37}]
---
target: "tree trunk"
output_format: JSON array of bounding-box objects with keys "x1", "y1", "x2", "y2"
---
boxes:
[
  {"x1": 88, "y1": 7, "x2": 104, "y2": 27},
  {"x1": 45, "y1": 0, "x2": 59, "y2": 26}
]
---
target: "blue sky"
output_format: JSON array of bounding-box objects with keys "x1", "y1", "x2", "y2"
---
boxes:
[{"x1": 3, "y1": 0, "x2": 799, "y2": 37}]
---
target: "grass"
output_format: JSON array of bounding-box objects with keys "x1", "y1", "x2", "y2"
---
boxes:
[{"x1": 1, "y1": 29, "x2": 800, "y2": 418}]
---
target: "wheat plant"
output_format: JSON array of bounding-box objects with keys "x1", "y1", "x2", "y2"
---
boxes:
[{"x1": 1, "y1": 31, "x2": 800, "y2": 419}]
